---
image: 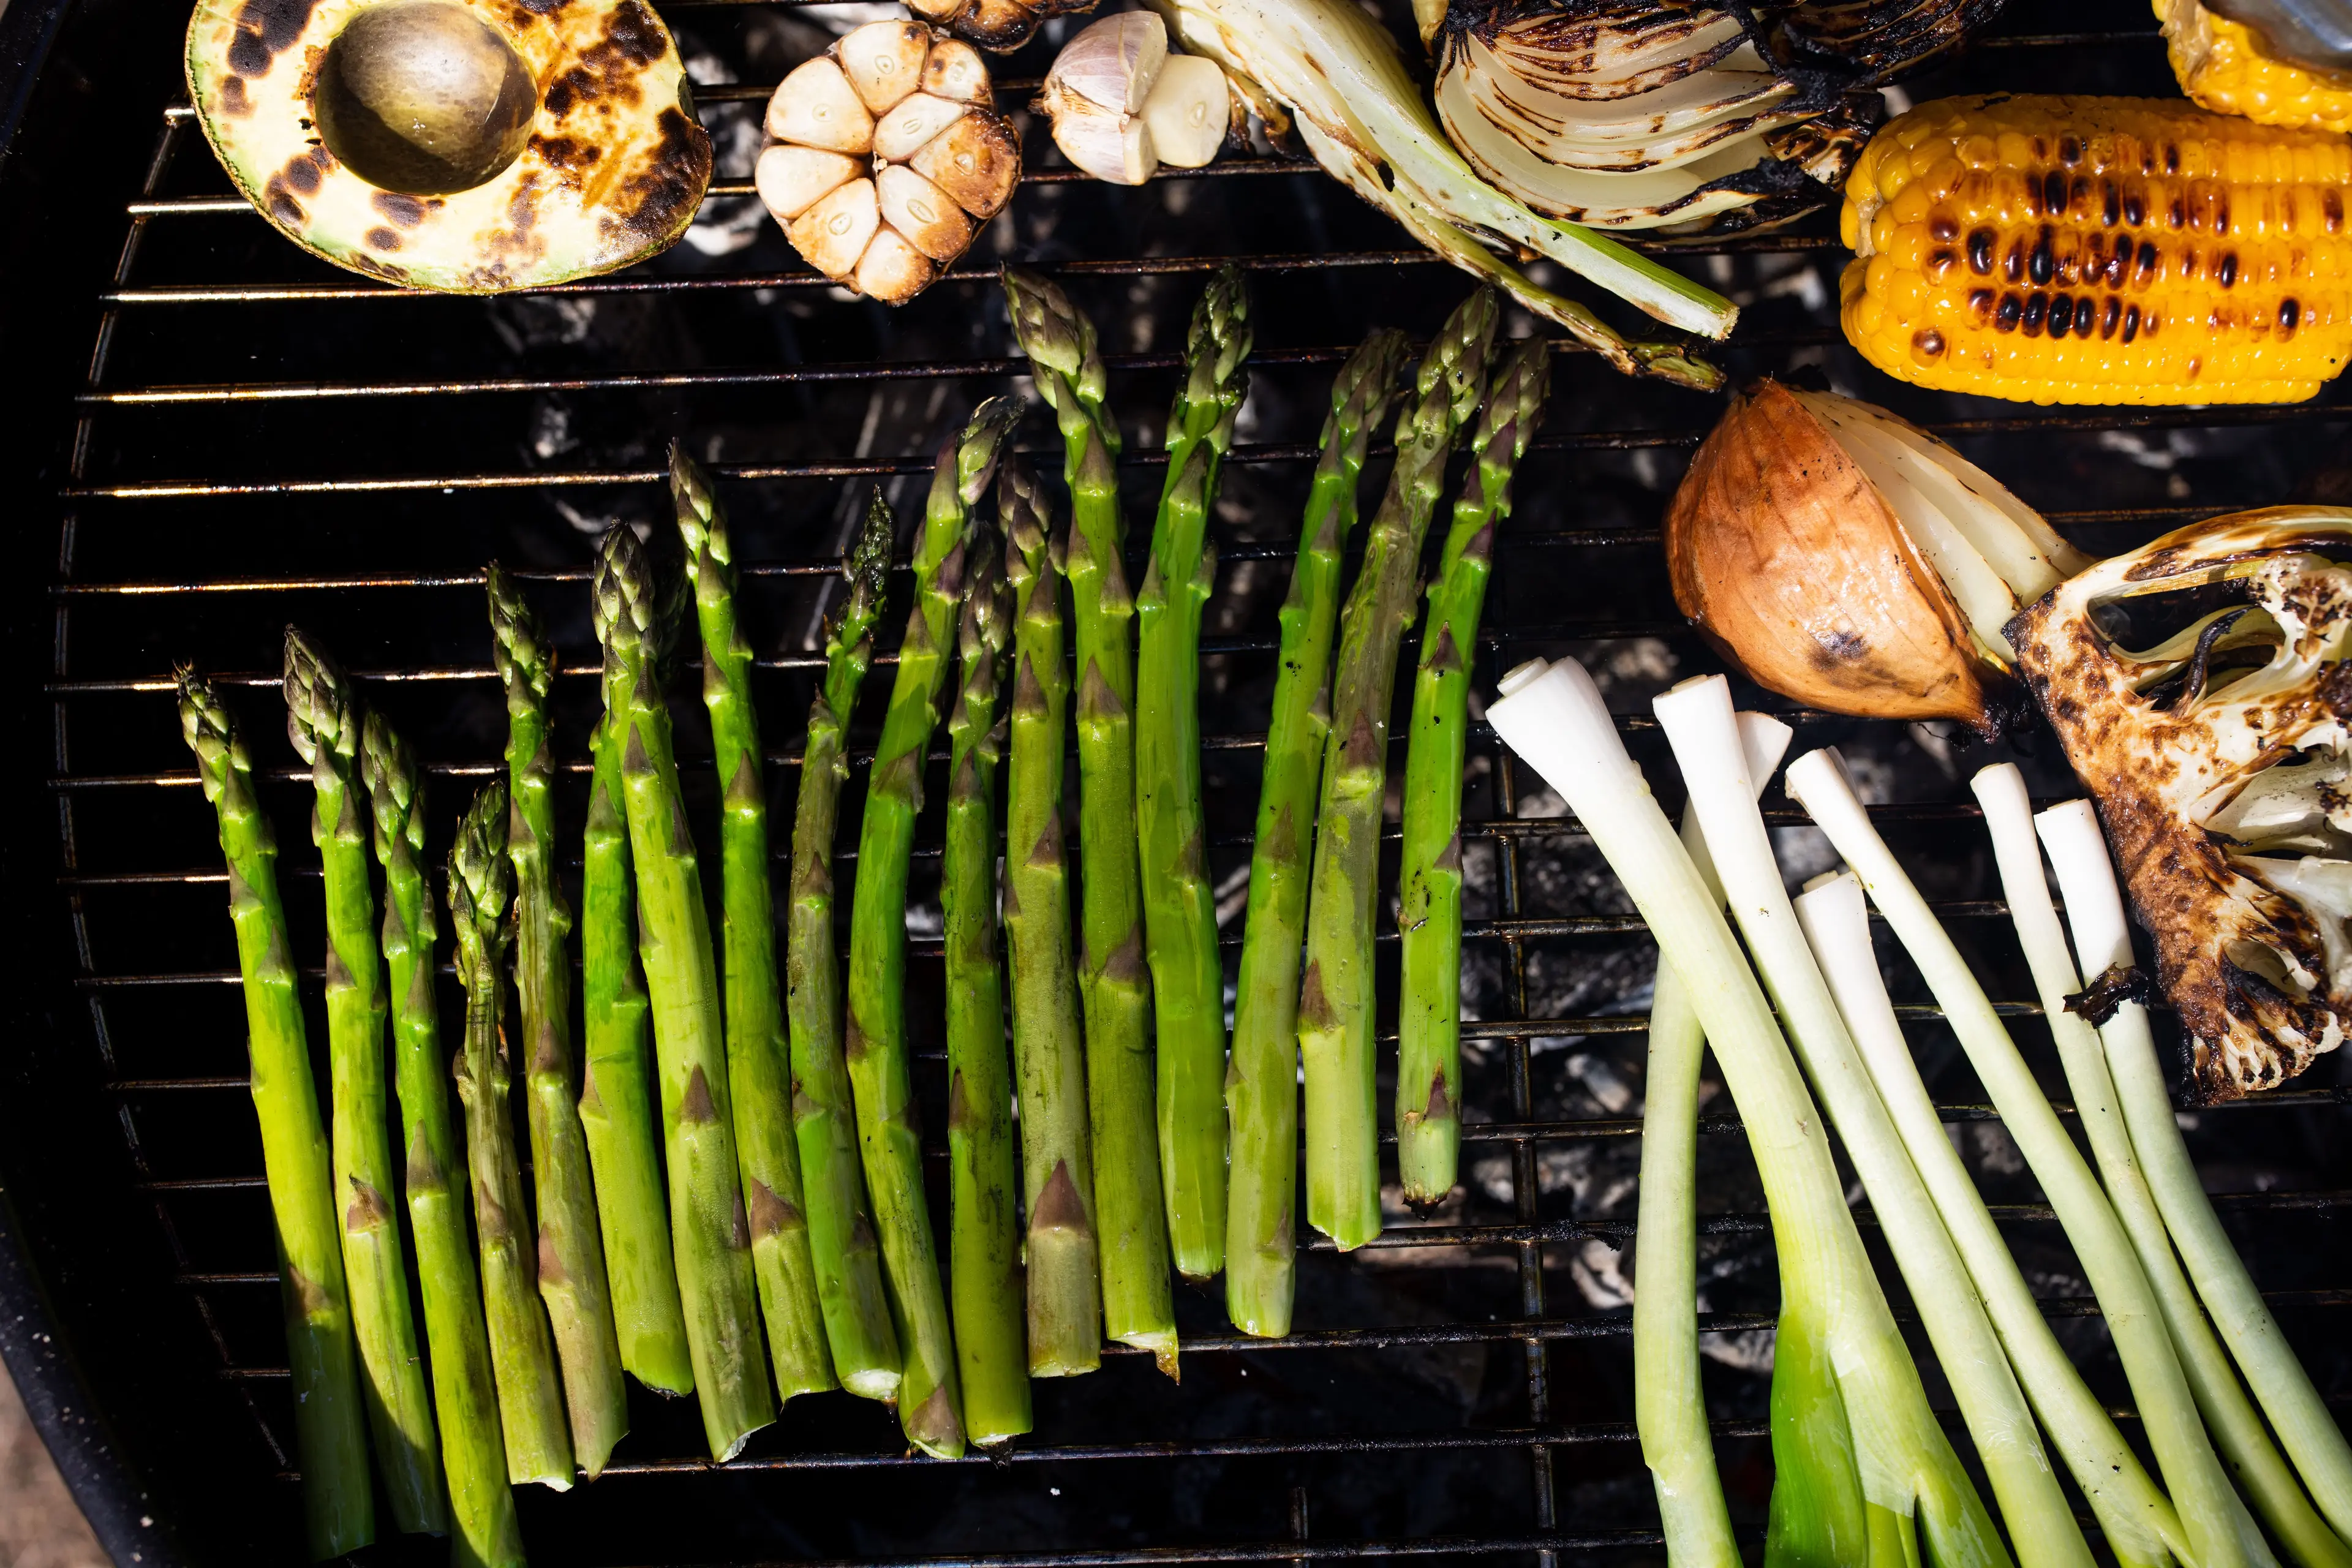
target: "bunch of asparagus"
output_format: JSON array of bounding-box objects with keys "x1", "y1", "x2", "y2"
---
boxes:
[{"x1": 178, "y1": 270, "x2": 1569, "y2": 1564}]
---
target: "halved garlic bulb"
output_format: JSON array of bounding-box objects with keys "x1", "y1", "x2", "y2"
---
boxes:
[
  {"x1": 1663, "y1": 378, "x2": 2092, "y2": 736},
  {"x1": 758, "y1": 20, "x2": 1019, "y2": 304},
  {"x1": 1036, "y1": 11, "x2": 1228, "y2": 184}
]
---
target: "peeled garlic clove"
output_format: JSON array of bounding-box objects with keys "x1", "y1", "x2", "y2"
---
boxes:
[
  {"x1": 1664, "y1": 378, "x2": 2022, "y2": 737},
  {"x1": 837, "y1": 21, "x2": 931, "y2": 116},
  {"x1": 910, "y1": 109, "x2": 1022, "y2": 216},
  {"x1": 1141, "y1": 53, "x2": 1228, "y2": 167},
  {"x1": 855, "y1": 226, "x2": 938, "y2": 305},
  {"x1": 756, "y1": 143, "x2": 862, "y2": 221},
  {"x1": 1047, "y1": 10, "x2": 1167, "y2": 115},
  {"x1": 1049, "y1": 97, "x2": 1158, "y2": 184},
  {"x1": 768, "y1": 57, "x2": 876, "y2": 156},
  {"x1": 922, "y1": 37, "x2": 991, "y2": 105},
  {"x1": 873, "y1": 92, "x2": 970, "y2": 162},
  {"x1": 877, "y1": 164, "x2": 975, "y2": 262},
  {"x1": 787, "y1": 176, "x2": 881, "y2": 280}
]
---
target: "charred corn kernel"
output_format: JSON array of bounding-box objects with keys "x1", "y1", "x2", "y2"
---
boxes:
[
  {"x1": 2158, "y1": 0, "x2": 2352, "y2": 134},
  {"x1": 1842, "y1": 94, "x2": 2352, "y2": 405}
]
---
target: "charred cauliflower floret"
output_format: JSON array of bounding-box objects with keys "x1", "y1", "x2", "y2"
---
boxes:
[{"x1": 2008, "y1": 506, "x2": 2352, "y2": 1101}]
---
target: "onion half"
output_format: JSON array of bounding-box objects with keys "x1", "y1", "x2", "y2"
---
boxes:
[{"x1": 1664, "y1": 379, "x2": 2092, "y2": 736}]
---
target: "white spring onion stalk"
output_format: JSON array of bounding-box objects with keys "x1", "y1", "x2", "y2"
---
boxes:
[
  {"x1": 1786, "y1": 747, "x2": 2260, "y2": 1568},
  {"x1": 1793, "y1": 870, "x2": 2187, "y2": 1568},
  {"x1": 1489, "y1": 657, "x2": 2008, "y2": 1568},
  {"x1": 2027, "y1": 794, "x2": 2352, "y2": 1567},
  {"x1": 1653, "y1": 676, "x2": 2094, "y2": 1568},
  {"x1": 1139, "y1": 0, "x2": 1734, "y2": 388},
  {"x1": 1633, "y1": 708, "x2": 1792, "y2": 1568}
]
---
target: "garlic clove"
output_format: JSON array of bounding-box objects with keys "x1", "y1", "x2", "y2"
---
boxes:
[
  {"x1": 767, "y1": 57, "x2": 876, "y2": 156},
  {"x1": 755, "y1": 143, "x2": 862, "y2": 221},
  {"x1": 876, "y1": 164, "x2": 976, "y2": 262},
  {"x1": 951, "y1": 0, "x2": 1041, "y2": 51},
  {"x1": 922, "y1": 37, "x2": 992, "y2": 105},
  {"x1": 1049, "y1": 97, "x2": 1158, "y2": 184},
  {"x1": 854, "y1": 226, "x2": 938, "y2": 306},
  {"x1": 836, "y1": 21, "x2": 932, "y2": 116},
  {"x1": 1140, "y1": 53, "x2": 1228, "y2": 167},
  {"x1": 786, "y1": 176, "x2": 881, "y2": 280},
  {"x1": 872, "y1": 92, "x2": 971, "y2": 162},
  {"x1": 909, "y1": 109, "x2": 1022, "y2": 216},
  {"x1": 1048, "y1": 11, "x2": 1167, "y2": 115}
]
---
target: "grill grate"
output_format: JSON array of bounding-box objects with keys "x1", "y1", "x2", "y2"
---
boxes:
[{"x1": 36, "y1": 0, "x2": 2352, "y2": 1561}]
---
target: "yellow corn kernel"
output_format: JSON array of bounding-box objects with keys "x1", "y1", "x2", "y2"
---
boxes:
[
  {"x1": 2158, "y1": 0, "x2": 2352, "y2": 135},
  {"x1": 1841, "y1": 94, "x2": 2352, "y2": 406}
]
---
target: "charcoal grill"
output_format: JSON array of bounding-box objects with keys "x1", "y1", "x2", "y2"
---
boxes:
[{"x1": 3, "y1": 0, "x2": 2350, "y2": 1561}]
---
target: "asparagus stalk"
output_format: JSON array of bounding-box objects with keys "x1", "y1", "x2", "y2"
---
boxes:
[
  {"x1": 1225, "y1": 330, "x2": 1409, "y2": 1338},
  {"x1": 999, "y1": 456, "x2": 1104, "y2": 1377},
  {"x1": 484, "y1": 569, "x2": 630, "y2": 1477},
  {"x1": 1393, "y1": 339, "x2": 1550, "y2": 1205},
  {"x1": 176, "y1": 670, "x2": 374, "y2": 1561},
  {"x1": 580, "y1": 624, "x2": 695, "y2": 1397},
  {"x1": 1300, "y1": 287, "x2": 1498, "y2": 1249},
  {"x1": 447, "y1": 781, "x2": 576, "y2": 1490},
  {"x1": 846, "y1": 399, "x2": 1019, "y2": 1459},
  {"x1": 594, "y1": 522, "x2": 777, "y2": 1462},
  {"x1": 942, "y1": 527, "x2": 1031, "y2": 1444},
  {"x1": 1134, "y1": 266, "x2": 1252, "y2": 1281},
  {"x1": 669, "y1": 451, "x2": 837, "y2": 1407},
  {"x1": 1003, "y1": 266, "x2": 1178, "y2": 1373},
  {"x1": 361, "y1": 715, "x2": 526, "y2": 1568},
  {"x1": 785, "y1": 494, "x2": 903, "y2": 1403},
  {"x1": 282, "y1": 630, "x2": 446, "y2": 1535}
]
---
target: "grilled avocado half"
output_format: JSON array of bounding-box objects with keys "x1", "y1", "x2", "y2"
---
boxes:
[{"x1": 187, "y1": 0, "x2": 714, "y2": 292}]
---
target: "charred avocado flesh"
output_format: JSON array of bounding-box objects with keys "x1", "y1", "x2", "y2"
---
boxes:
[{"x1": 188, "y1": 0, "x2": 714, "y2": 292}]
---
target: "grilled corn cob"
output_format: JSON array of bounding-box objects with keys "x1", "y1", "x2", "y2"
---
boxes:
[
  {"x1": 1840, "y1": 94, "x2": 2352, "y2": 405},
  {"x1": 2160, "y1": 0, "x2": 2352, "y2": 135}
]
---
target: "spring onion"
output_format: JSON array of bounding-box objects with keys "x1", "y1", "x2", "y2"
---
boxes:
[
  {"x1": 1488, "y1": 656, "x2": 2006, "y2": 1568},
  {"x1": 1786, "y1": 747, "x2": 2258, "y2": 1568},
  {"x1": 1988, "y1": 781, "x2": 2352, "y2": 1568},
  {"x1": 1633, "y1": 707, "x2": 1791, "y2": 1568},
  {"x1": 1653, "y1": 674, "x2": 2091, "y2": 1568}
]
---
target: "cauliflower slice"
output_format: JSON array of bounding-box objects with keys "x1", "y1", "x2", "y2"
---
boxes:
[{"x1": 2007, "y1": 505, "x2": 2352, "y2": 1101}]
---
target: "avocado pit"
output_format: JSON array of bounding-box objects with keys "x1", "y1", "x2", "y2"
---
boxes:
[{"x1": 314, "y1": 3, "x2": 538, "y2": 195}]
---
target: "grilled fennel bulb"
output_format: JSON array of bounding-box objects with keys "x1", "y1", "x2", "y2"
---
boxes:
[
  {"x1": 2007, "y1": 507, "x2": 2352, "y2": 1101},
  {"x1": 1141, "y1": 0, "x2": 1734, "y2": 384}
]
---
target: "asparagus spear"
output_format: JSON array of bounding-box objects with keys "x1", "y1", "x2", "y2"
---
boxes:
[
  {"x1": 176, "y1": 670, "x2": 375, "y2": 1561},
  {"x1": 1393, "y1": 340, "x2": 1550, "y2": 1205},
  {"x1": 669, "y1": 451, "x2": 837, "y2": 1407},
  {"x1": 1134, "y1": 266, "x2": 1252, "y2": 1281},
  {"x1": 485, "y1": 568, "x2": 630, "y2": 1477},
  {"x1": 785, "y1": 494, "x2": 903, "y2": 1402},
  {"x1": 846, "y1": 398, "x2": 1019, "y2": 1459},
  {"x1": 580, "y1": 617, "x2": 695, "y2": 1397},
  {"x1": 1003, "y1": 266, "x2": 1178, "y2": 1374},
  {"x1": 594, "y1": 522, "x2": 777, "y2": 1462},
  {"x1": 1000, "y1": 456, "x2": 1104, "y2": 1377},
  {"x1": 1299, "y1": 287, "x2": 1498, "y2": 1250},
  {"x1": 282, "y1": 630, "x2": 447, "y2": 1535},
  {"x1": 941, "y1": 527, "x2": 1031, "y2": 1444},
  {"x1": 361, "y1": 715, "x2": 526, "y2": 1568},
  {"x1": 447, "y1": 781, "x2": 576, "y2": 1489},
  {"x1": 1224, "y1": 330, "x2": 1409, "y2": 1337}
]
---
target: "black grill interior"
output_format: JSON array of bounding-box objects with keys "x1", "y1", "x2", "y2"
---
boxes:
[{"x1": 6, "y1": 0, "x2": 2352, "y2": 1562}]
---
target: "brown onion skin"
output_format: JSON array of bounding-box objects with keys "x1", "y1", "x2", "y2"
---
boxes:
[{"x1": 1664, "y1": 378, "x2": 2018, "y2": 738}]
